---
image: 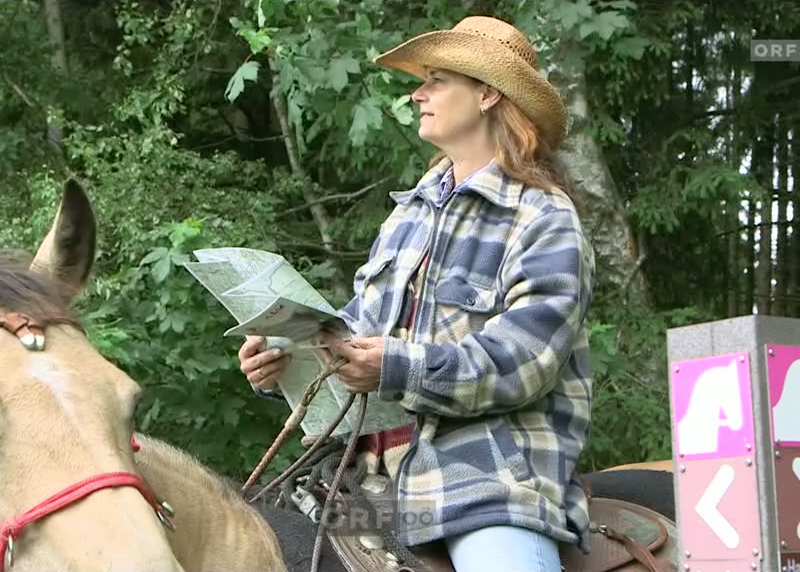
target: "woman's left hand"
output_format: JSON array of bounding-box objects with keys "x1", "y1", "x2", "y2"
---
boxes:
[{"x1": 322, "y1": 334, "x2": 384, "y2": 393}]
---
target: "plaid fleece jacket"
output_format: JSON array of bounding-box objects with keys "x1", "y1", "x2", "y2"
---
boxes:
[{"x1": 339, "y1": 157, "x2": 596, "y2": 551}]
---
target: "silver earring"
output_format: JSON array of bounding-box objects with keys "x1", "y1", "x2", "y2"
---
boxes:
[{"x1": 479, "y1": 107, "x2": 485, "y2": 115}]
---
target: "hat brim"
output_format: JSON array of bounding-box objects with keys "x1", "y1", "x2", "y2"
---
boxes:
[{"x1": 374, "y1": 30, "x2": 568, "y2": 148}]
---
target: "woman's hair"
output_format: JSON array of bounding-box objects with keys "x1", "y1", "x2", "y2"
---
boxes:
[{"x1": 428, "y1": 92, "x2": 584, "y2": 212}]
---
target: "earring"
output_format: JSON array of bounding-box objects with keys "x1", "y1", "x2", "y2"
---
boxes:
[{"x1": 479, "y1": 106, "x2": 485, "y2": 115}]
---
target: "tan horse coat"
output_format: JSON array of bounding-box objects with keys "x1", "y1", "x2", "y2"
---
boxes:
[{"x1": 0, "y1": 180, "x2": 184, "y2": 571}]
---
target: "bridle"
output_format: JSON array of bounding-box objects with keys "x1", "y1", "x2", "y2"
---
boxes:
[{"x1": 0, "y1": 312, "x2": 176, "y2": 571}]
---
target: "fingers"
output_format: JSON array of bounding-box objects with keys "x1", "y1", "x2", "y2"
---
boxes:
[
  {"x1": 241, "y1": 346, "x2": 284, "y2": 375},
  {"x1": 239, "y1": 335, "x2": 266, "y2": 362},
  {"x1": 246, "y1": 354, "x2": 291, "y2": 389},
  {"x1": 322, "y1": 333, "x2": 359, "y2": 360}
]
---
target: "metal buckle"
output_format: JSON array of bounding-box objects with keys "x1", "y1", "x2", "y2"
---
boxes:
[
  {"x1": 5, "y1": 535, "x2": 14, "y2": 569},
  {"x1": 291, "y1": 486, "x2": 322, "y2": 523},
  {"x1": 157, "y1": 501, "x2": 176, "y2": 532},
  {"x1": 589, "y1": 522, "x2": 608, "y2": 536}
]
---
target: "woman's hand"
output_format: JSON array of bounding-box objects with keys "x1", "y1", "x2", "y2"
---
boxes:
[
  {"x1": 322, "y1": 334, "x2": 385, "y2": 393},
  {"x1": 238, "y1": 336, "x2": 291, "y2": 390}
]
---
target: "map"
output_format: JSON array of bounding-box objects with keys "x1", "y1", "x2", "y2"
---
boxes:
[{"x1": 182, "y1": 247, "x2": 414, "y2": 436}]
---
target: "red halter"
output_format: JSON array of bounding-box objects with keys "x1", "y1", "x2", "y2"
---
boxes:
[
  {"x1": 0, "y1": 435, "x2": 173, "y2": 571},
  {"x1": 0, "y1": 314, "x2": 174, "y2": 570}
]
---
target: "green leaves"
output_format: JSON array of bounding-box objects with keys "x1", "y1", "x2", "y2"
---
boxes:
[
  {"x1": 349, "y1": 96, "x2": 383, "y2": 146},
  {"x1": 554, "y1": 0, "x2": 593, "y2": 30},
  {"x1": 580, "y1": 10, "x2": 629, "y2": 40},
  {"x1": 327, "y1": 55, "x2": 361, "y2": 92},
  {"x1": 225, "y1": 60, "x2": 260, "y2": 102},
  {"x1": 140, "y1": 247, "x2": 173, "y2": 283},
  {"x1": 390, "y1": 95, "x2": 414, "y2": 126},
  {"x1": 546, "y1": 0, "x2": 637, "y2": 42},
  {"x1": 613, "y1": 35, "x2": 650, "y2": 59}
]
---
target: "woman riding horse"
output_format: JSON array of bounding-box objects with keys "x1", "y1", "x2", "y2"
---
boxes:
[{"x1": 238, "y1": 15, "x2": 595, "y2": 572}]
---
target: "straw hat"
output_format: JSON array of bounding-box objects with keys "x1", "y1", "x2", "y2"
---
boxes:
[{"x1": 373, "y1": 16, "x2": 568, "y2": 149}]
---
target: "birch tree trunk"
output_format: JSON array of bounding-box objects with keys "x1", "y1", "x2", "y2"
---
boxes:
[{"x1": 549, "y1": 68, "x2": 651, "y2": 307}]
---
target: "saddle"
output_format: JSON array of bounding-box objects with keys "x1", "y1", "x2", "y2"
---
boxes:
[{"x1": 318, "y1": 474, "x2": 679, "y2": 572}]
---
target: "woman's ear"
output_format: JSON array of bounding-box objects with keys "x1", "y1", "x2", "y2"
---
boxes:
[{"x1": 480, "y1": 85, "x2": 503, "y2": 112}]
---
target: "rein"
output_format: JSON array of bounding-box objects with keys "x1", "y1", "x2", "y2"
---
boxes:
[
  {"x1": 0, "y1": 312, "x2": 175, "y2": 571},
  {"x1": 242, "y1": 354, "x2": 369, "y2": 572}
]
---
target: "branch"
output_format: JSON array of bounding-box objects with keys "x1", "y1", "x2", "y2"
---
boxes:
[
  {"x1": 269, "y1": 229, "x2": 371, "y2": 258},
  {"x1": 191, "y1": 133, "x2": 283, "y2": 151},
  {"x1": 191, "y1": 0, "x2": 222, "y2": 70},
  {"x1": 2, "y1": 73, "x2": 37, "y2": 108},
  {"x1": 270, "y1": 73, "x2": 348, "y2": 297},
  {"x1": 278, "y1": 176, "x2": 391, "y2": 217},
  {"x1": 621, "y1": 231, "x2": 648, "y2": 293},
  {"x1": 621, "y1": 252, "x2": 647, "y2": 293}
]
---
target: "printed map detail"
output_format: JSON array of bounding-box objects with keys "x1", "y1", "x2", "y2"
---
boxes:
[{"x1": 183, "y1": 247, "x2": 413, "y2": 436}]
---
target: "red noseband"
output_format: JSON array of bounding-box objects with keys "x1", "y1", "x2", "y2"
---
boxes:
[{"x1": 0, "y1": 435, "x2": 172, "y2": 571}]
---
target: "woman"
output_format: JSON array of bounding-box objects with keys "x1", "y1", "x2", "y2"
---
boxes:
[{"x1": 239, "y1": 15, "x2": 595, "y2": 572}]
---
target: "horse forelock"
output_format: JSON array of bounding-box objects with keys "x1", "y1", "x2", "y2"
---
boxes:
[{"x1": 0, "y1": 249, "x2": 83, "y2": 332}]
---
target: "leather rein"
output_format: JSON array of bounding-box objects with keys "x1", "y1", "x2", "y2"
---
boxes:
[
  {"x1": 241, "y1": 355, "x2": 369, "y2": 572},
  {"x1": 0, "y1": 312, "x2": 175, "y2": 571}
]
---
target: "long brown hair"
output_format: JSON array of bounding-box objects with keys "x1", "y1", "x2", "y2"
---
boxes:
[{"x1": 428, "y1": 93, "x2": 584, "y2": 212}]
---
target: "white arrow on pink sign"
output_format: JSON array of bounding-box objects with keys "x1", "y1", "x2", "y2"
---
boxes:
[{"x1": 677, "y1": 456, "x2": 761, "y2": 564}]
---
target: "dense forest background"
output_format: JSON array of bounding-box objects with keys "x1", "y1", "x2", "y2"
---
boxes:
[{"x1": 1, "y1": 0, "x2": 798, "y2": 480}]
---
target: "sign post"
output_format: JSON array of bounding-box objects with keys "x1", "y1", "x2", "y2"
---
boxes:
[{"x1": 667, "y1": 315, "x2": 800, "y2": 571}]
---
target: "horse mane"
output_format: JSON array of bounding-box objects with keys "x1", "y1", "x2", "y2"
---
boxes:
[
  {"x1": 0, "y1": 249, "x2": 82, "y2": 330},
  {"x1": 135, "y1": 434, "x2": 256, "y2": 508}
]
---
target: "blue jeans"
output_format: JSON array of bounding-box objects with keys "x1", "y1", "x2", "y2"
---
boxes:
[{"x1": 445, "y1": 525, "x2": 562, "y2": 572}]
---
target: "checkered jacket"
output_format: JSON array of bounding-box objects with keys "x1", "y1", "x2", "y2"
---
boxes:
[{"x1": 339, "y1": 157, "x2": 596, "y2": 551}]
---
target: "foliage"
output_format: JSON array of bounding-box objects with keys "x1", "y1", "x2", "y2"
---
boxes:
[{"x1": 1, "y1": 0, "x2": 797, "y2": 481}]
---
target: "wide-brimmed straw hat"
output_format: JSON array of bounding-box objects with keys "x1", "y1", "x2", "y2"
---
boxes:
[{"x1": 373, "y1": 16, "x2": 568, "y2": 149}]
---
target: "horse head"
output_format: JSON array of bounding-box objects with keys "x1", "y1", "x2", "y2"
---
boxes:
[{"x1": 0, "y1": 179, "x2": 184, "y2": 571}]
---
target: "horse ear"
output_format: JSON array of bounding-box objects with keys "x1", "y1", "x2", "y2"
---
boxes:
[{"x1": 29, "y1": 178, "x2": 97, "y2": 303}]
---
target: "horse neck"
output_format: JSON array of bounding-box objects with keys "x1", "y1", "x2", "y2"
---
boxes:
[{"x1": 132, "y1": 434, "x2": 288, "y2": 572}]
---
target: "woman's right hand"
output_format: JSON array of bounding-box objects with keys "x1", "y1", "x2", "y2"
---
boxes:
[{"x1": 238, "y1": 335, "x2": 291, "y2": 391}]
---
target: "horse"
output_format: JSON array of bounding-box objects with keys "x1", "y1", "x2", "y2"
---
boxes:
[{"x1": 0, "y1": 179, "x2": 187, "y2": 571}]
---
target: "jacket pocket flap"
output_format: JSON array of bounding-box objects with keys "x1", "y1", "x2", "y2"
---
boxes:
[{"x1": 434, "y1": 277, "x2": 496, "y2": 312}]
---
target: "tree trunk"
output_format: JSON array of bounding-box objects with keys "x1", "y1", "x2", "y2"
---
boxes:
[
  {"x1": 550, "y1": 68, "x2": 651, "y2": 307},
  {"x1": 270, "y1": 75, "x2": 348, "y2": 300},
  {"x1": 774, "y1": 118, "x2": 788, "y2": 316},
  {"x1": 42, "y1": 0, "x2": 66, "y2": 154},
  {"x1": 726, "y1": 64, "x2": 742, "y2": 317}
]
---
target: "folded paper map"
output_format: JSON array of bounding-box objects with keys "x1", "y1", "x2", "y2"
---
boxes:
[{"x1": 183, "y1": 247, "x2": 414, "y2": 437}]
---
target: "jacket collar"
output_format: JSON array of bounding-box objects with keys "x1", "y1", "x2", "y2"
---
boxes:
[{"x1": 389, "y1": 157, "x2": 524, "y2": 209}]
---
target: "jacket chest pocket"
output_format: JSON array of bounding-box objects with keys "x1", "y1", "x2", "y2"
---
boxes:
[
  {"x1": 432, "y1": 276, "x2": 498, "y2": 341},
  {"x1": 357, "y1": 251, "x2": 396, "y2": 303}
]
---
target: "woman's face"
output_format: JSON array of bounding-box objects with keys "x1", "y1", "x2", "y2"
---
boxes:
[{"x1": 411, "y1": 68, "x2": 485, "y2": 147}]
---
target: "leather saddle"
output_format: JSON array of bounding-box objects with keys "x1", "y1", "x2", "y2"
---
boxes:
[{"x1": 314, "y1": 474, "x2": 679, "y2": 572}]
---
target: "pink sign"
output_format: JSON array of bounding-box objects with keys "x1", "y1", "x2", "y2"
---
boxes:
[
  {"x1": 670, "y1": 352, "x2": 754, "y2": 460},
  {"x1": 677, "y1": 456, "x2": 762, "y2": 565},
  {"x1": 767, "y1": 345, "x2": 800, "y2": 447}
]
